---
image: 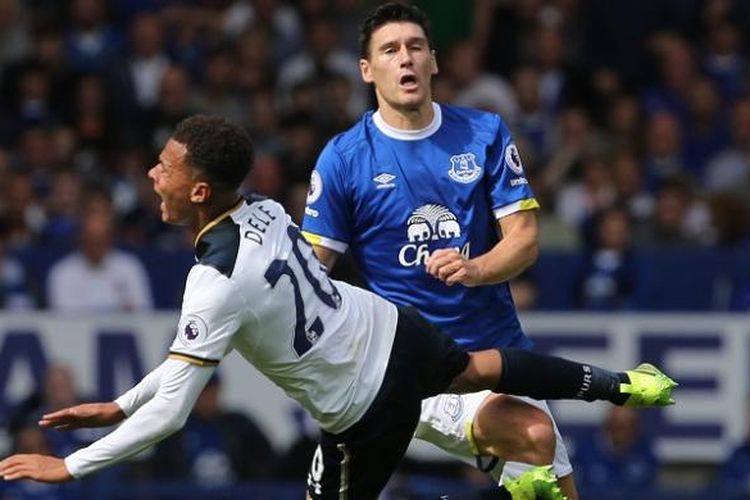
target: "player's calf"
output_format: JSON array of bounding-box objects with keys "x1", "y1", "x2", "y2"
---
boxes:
[
  {"x1": 450, "y1": 348, "x2": 677, "y2": 407},
  {"x1": 493, "y1": 348, "x2": 677, "y2": 407}
]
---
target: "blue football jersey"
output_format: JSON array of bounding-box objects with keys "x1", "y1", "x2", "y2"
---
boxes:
[{"x1": 302, "y1": 103, "x2": 538, "y2": 350}]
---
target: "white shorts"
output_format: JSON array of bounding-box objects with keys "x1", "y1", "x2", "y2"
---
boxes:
[{"x1": 414, "y1": 391, "x2": 573, "y2": 481}]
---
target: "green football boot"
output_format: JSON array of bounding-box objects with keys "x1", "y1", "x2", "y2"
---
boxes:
[
  {"x1": 621, "y1": 363, "x2": 678, "y2": 407},
  {"x1": 502, "y1": 465, "x2": 567, "y2": 500}
]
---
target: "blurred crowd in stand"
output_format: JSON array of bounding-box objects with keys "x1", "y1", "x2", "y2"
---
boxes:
[
  {"x1": 0, "y1": 0, "x2": 749, "y2": 312},
  {"x1": 1, "y1": 0, "x2": 750, "y2": 496}
]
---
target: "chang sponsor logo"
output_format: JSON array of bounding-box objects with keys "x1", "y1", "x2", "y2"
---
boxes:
[
  {"x1": 398, "y1": 204, "x2": 470, "y2": 267},
  {"x1": 406, "y1": 204, "x2": 461, "y2": 242}
]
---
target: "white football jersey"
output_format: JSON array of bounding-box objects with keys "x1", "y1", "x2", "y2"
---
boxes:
[{"x1": 168, "y1": 197, "x2": 397, "y2": 433}]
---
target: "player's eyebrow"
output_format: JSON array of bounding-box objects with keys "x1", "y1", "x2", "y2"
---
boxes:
[
  {"x1": 377, "y1": 36, "x2": 427, "y2": 51},
  {"x1": 405, "y1": 36, "x2": 427, "y2": 46}
]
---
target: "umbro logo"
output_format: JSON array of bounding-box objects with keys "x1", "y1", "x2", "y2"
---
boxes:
[{"x1": 373, "y1": 172, "x2": 396, "y2": 189}]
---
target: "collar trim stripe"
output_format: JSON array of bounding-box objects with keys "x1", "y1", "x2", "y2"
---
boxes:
[
  {"x1": 372, "y1": 102, "x2": 442, "y2": 141},
  {"x1": 193, "y1": 198, "x2": 244, "y2": 248}
]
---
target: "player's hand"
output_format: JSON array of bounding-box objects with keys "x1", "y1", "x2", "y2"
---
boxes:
[
  {"x1": 0, "y1": 454, "x2": 72, "y2": 483},
  {"x1": 426, "y1": 248, "x2": 481, "y2": 287},
  {"x1": 39, "y1": 402, "x2": 126, "y2": 431}
]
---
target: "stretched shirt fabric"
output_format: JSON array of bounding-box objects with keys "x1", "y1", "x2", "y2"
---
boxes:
[
  {"x1": 303, "y1": 102, "x2": 538, "y2": 351},
  {"x1": 65, "y1": 198, "x2": 397, "y2": 477}
]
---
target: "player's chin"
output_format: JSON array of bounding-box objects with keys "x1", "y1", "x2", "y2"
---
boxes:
[
  {"x1": 400, "y1": 90, "x2": 428, "y2": 107},
  {"x1": 392, "y1": 96, "x2": 424, "y2": 112},
  {"x1": 159, "y1": 203, "x2": 179, "y2": 224},
  {"x1": 159, "y1": 207, "x2": 177, "y2": 224}
]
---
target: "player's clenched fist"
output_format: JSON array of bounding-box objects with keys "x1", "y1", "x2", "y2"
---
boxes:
[
  {"x1": 0, "y1": 454, "x2": 71, "y2": 483},
  {"x1": 39, "y1": 402, "x2": 126, "y2": 431},
  {"x1": 426, "y1": 248, "x2": 482, "y2": 287}
]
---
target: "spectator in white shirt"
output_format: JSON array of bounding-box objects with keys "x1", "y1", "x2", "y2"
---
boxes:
[{"x1": 47, "y1": 201, "x2": 152, "y2": 312}]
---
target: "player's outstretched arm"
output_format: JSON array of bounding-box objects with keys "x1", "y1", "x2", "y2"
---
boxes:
[
  {"x1": 449, "y1": 348, "x2": 677, "y2": 408},
  {"x1": 0, "y1": 454, "x2": 71, "y2": 483},
  {"x1": 113, "y1": 358, "x2": 174, "y2": 417},
  {"x1": 60, "y1": 359, "x2": 214, "y2": 480},
  {"x1": 39, "y1": 402, "x2": 125, "y2": 431},
  {"x1": 38, "y1": 358, "x2": 178, "y2": 432},
  {"x1": 0, "y1": 360, "x2": 183, "y2": 483},
  {"x1": 0, "y1": 359, "x2": 214, "y2": 483}
]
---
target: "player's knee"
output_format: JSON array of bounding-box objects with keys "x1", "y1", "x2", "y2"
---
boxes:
[
  {"x1": 501, "y1": 412, "x2": 555, "y2": 465},
  {"x1": 519, "y1": 413, "x2": 556, "y2": 465},
  {"x1": 475, "y1": 399, "x2": 555, "y2": 465}
]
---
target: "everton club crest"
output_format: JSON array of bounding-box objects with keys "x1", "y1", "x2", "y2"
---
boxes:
[{"x1": 448, "y1": 152, "x2": 482, "y2": 184}]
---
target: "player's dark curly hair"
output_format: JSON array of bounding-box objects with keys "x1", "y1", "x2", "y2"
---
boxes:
[
  {"x1": 172, "y1": 115, "x2": 254, "y2": 192},
  {"x1": 358, "y1": 2, "x2": 432, "y2": 59}
]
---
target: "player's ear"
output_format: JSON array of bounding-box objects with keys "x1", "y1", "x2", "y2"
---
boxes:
[
  {"x1": 431, "y1": 49, "x2": 438, "y2": 75},
  {"x1": 360, "y1": 58, "x2": 374, "y2": 83},
  {"x1": 190, "y1": 181, "x2": 211, "y2": 204}
]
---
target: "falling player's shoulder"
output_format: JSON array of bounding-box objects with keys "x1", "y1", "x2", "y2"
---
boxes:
[
  {"x1": 192, "y1": 196, "x2": 288, "y2": 279},
  {"x1": 195, "y1": 215, "x2": 241, "y2": 279}
]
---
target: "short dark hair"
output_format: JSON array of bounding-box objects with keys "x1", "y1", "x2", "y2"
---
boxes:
[
  {"x1": 172, "y1": 115, "x2": 254, "y2": 192},
  {"x1": 358, "y1": 2, "x2": 432, "y2": 59}
]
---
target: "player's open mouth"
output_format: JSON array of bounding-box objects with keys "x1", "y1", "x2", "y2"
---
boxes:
[
  {"x1": 153, "y1": 190, "x2": 166, "y2": 213},
  {"x1": 399, "y1": 74, "x2": 418, "y2": 90}
]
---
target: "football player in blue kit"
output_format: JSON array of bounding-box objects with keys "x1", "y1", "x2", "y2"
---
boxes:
[
  {"x1": 0, "y1": 116, "x2": 676, "y2": 500},
  {"x1": 302, "y1": 3, "x2": 582, "y2": 498}
]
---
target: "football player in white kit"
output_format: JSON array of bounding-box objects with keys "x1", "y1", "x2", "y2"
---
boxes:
[{"x1": 0, "y1": 116, "x2": 676, "y2": 500}]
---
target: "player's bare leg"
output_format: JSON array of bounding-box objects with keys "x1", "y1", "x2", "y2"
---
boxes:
[
  {"x1": 472, "y1": 393, "x2": 580, "y2": 500},
  {"x1": 447, "y1": 348, "x2": 676, "y2": 498},
  {"x1": 472, "y1": 394, "x2": 555, "y2": 466}
]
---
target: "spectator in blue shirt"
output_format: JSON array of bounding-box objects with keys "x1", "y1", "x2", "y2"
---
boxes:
[
  {"x1": 0, "y1": 216, "x2": 35, "y2": 309},
  {"x1": 150, "y1": 373, "x2": 276, "y2": 485},
  {"x1": 577, "y1": 206, "x2": 637, "y2": 311},
  {"x1": 574, "y1": 406, "x2": 659, "y2": 494}
]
